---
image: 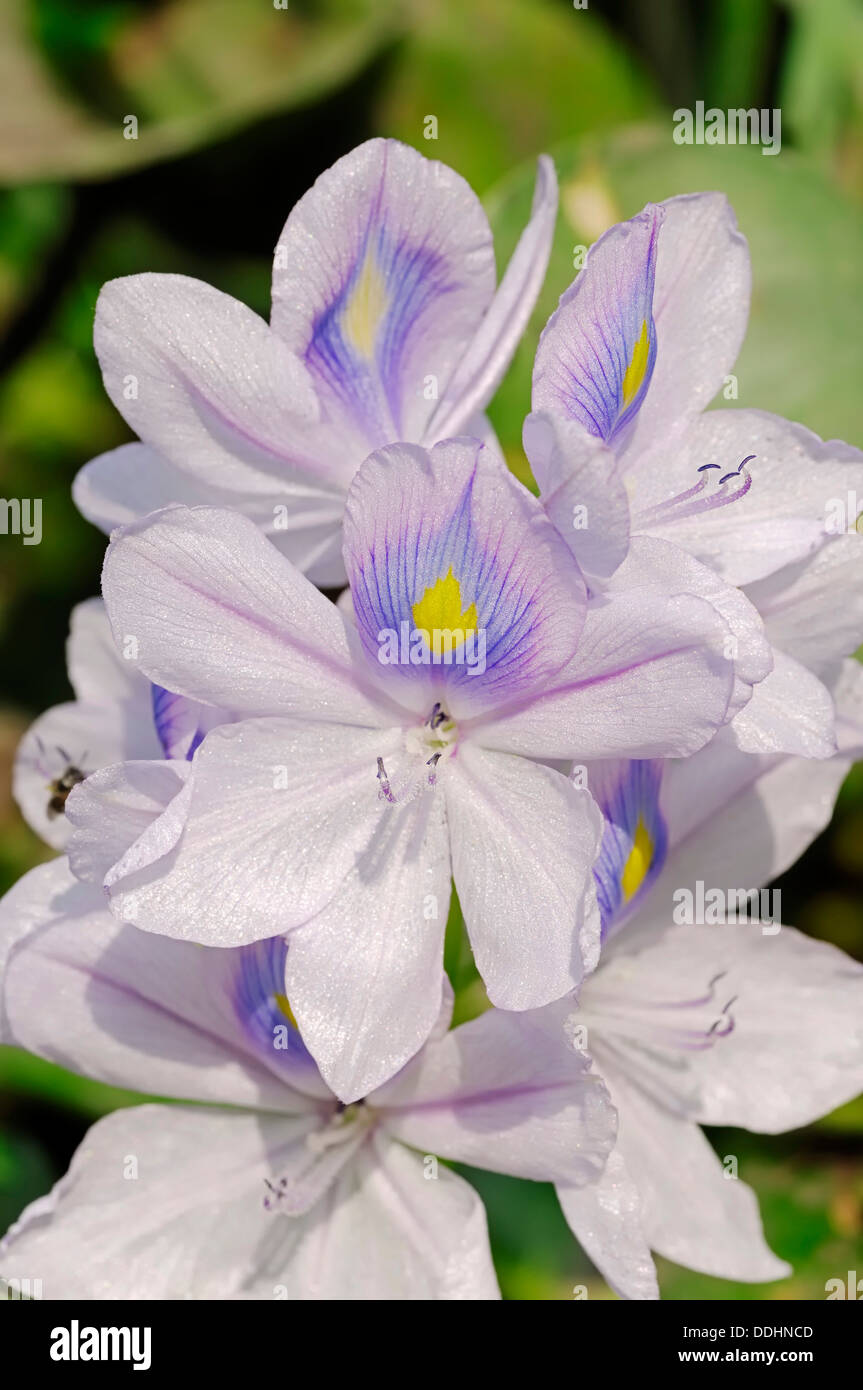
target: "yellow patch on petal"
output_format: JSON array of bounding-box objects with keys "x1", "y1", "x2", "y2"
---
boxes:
[
  {"x1": 342, "y1": 252, "x2": 389, "y2": 359},
  {"x1": 274, "y1": 992, "x2": 298, "y2": 1030},
  {"x1": 412, "y1": 568, "x2": 478, "y2": 655},
  {"x1": 621, "y1": 318, "x2": 650, "y2": 408},
  {"x1": 621, "y1": 816, "x2": 653, "y2": 901}
]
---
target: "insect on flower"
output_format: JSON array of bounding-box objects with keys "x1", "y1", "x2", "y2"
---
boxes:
[{"x1": 35, "y1": 739, "x2": 89, "y2": 820}]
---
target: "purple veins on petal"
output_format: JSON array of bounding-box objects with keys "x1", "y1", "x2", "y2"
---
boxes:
[
  {"x1": 534, "y1": 203, "x2": 662, "y2": 442},
  {"x1": 352, "y1": 456, "x2": 554, "y2": 703},
  {"x1": 307, "y1": 218, "x2": 453, "y2": 446},
  {"x1": 591, "y1": 759, "x2": 668, "y2": 939},
  {"x1": 231, "y1": 937, "x2": 316, "y2": 1074},
  {"x1": 151, "y1": 683, "x2": 207, "y2": 762}
]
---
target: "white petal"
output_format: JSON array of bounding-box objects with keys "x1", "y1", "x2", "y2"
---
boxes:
[
  {"x1": 13, "y1": 700, "x2": 160, "y2": 852},
  {"x1": 279, "y1": 1134, "x2": 501, "y2": 1300},
  {"x1": 377, "y1": 1002, "x2": 615, "y2": 1186},
  {"x1": 612, "y1": 923, "x2": 863, "y2": 1134},
  {"x1": 0, "y1": 857, "x2": 71, "y2": 993},
  {"x1": 74, "y1": 443, "x2": 347, "y2": 585},
  {"x1": 728, "y1": 648, "x2": 835, "y2": 758},
  {"x1": 646, "y1": 729, "x2": 852, "y2": 913},
  {"x1": 65, "y1": 759, "x2": 191, "y2": 886},
  {"x1": 74, "y1": 442, "x2": 250, "y2": 535},
  {"x1": 624, "y1": 192, "x2": 750, "y2": 463},
  {"x1": 445, "y1": 745, "x2": 603, "y2": 1006},
  {"x1": 633, "y1": 409, "x2": 863, "y2": 586},
  {"x1": 94, "y1": 274, "x2": 331, "y2": 492},
  {"x1": 104, "y1": 719, "x2": 405, "y2": 946},
  {"x1": 426, "y1": 155, "x2": 558, "y2": 439},
  {"x1": 597, "y1": 1058, "x2": 790, "y2": 1282},
  {"x1": 270, "y1": 138, "x2": 496, "y2": 453},
  {"x1": 557, "y1": 1147, "x2": 659, "y2": 1300},
  {"x1": 66, "y1": 597, "x2": 147, "y2": 706},
  {"x1": 342, "y1": 435, "x2": 587, "y2": 722},
  {"x1": 284, "y1": 788, "x2": 451, "y2": 1103},
  {"x1": 0, "y1": 1106, "x2": 331, "y2": 1299},
  {"x1": 604, "y1": 535, "x2": 772, "y2": 719},
  {"x1": 0, "y1": 862, "x2": 319, "y2": 1109},
  {"x1": 525, "y1": 410, "x2": 630, "y2": 581},
  {"x1": 834, "y1": 658, "x2": 863, "y2": 757},
  {"x1": 745, "y1": 534, "x2": 863, "y2": 680},
  {"x1": 101, "y1": 505, "x2": 386, "y2": 723},
  {"x1": 476, "y1": 581, "x2": 734, "y2": 760}
]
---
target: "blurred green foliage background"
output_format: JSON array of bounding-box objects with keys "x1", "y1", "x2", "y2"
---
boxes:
[{"x1": 0, "y1": 0, "x2": 862, "y2": 1300}]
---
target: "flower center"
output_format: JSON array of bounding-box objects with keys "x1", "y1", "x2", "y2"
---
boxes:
[
  {"x1": 377, "y1": 703, "x2": 458, "y2": 802},
  {"x1": 306, "y1": 1100, "x2": 375, "y2": 1154},
  {"x1": 263, "y1": 1102, "x2": 377, "y2": 1213}
]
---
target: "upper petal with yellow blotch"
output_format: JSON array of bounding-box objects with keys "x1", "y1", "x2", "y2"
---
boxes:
[
  {"x1": 533, "y1": 203, "x2": 662, "y2": 443},
  {"x1": 343, "y1": 437, "x2": 588, "y2": 720}
]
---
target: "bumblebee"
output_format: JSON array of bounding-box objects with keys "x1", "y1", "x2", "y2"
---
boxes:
[
  {"x1": 46, "y1": 763, "x2": 86, "y2": 818},
  {"x1": 37, "y1": 741, "x2": 88, "y2": 819}
]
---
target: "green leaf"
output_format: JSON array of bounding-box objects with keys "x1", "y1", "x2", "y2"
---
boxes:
[
  {"x1": 705, "y1": 0, "x2": 774, "y2": 109},
  {"x1": 0, "y1": 1130, "x2": 55, "y2": 1233},
  {"x1": 0, "y1": 186, "x2": 71, "y2": 333},
  {"x1": 0, "y1": 0, "x2": 397, "y2": 184},
  {"x1": 0, "y1": 1046, "x2": 149, "y2": 1119},
  {"x1": 375, "y1": 0, "x2": 658, "y2": 193},
  {"x1": 815, "y1": 1094, "x2": 863, "y2": 1133},
  {"x1": 780, "y1": 0, "x2": 863, "y2": 157},
  {"x1": 460, "y1": 1166, "x2": 599, "y2": 1300}
]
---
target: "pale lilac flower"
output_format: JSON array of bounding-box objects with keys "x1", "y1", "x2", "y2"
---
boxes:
[
  {"x1": 73, "y1": 139, "x2": 558, "y2": 586},
  {"x1": 65, "y1": 436, "x2": 746, "y2": 1100},
  {"x1": 0, "y1": 862, "x2": 614, "y2": 1300},
  {"x1": 525, "y1": 194, "x2": 863, "y2": 757},
  {"x1": 13, "y1": 599, "x2": 227, "y2": 850},
  {"x1": 554, "y1": 660, "x2": 863, "y2": 1299}
]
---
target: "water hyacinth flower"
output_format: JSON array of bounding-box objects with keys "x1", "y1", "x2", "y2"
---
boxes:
[
  {"x1": 524, "y1": 193, "x2": 863, "y2": 754},
  {"x1": 554, "y1": 661, "x2": 863, "y2": 1299},
  {"x1": 0, "y1": 862, "x2": 615, "y2": 1300},
  {"x1": 527, "y1": 193, "x2": 863, "y2": 586},
  {"x1": 13, "y1": 599, "x2": 227, "y2": 851},
  {"x1": 65, "y1": 436, "x2": 747, "y2": 1100},
  {"x1": 72, "y1": 138, "x2": 557, "y2": 586}
]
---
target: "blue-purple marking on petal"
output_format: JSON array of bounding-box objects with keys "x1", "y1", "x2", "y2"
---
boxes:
[
  {"x1": 151, "y1": 684, "x2": 206, "y2": 761},
  {"x1": 591, "y1": 759, "x2": 668, "y2": 940},
  {"x1": 231, "y1": 937, "x2": 317, "y2": 1075},
  {"x1": 349, "y1": 458, "x2": 549, "y2": 702},
  {"x1": 540, "y1": 206, "x2": 662, "y2": 443},
  {"x1": 307, "y1": 217, "x2": 455, "y2": 445}
]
